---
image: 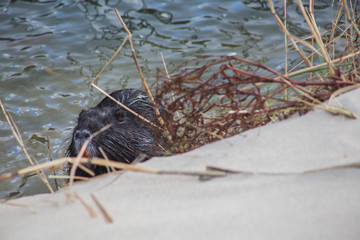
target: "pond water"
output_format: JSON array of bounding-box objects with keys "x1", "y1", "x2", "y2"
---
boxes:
[{"x1": 0, "y1": 0, "x2": 334, "y2": 199}]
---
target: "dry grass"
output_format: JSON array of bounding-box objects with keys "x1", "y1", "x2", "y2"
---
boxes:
[{"x1": 155, "y1": 0, "x2": 360, "y2": 154}]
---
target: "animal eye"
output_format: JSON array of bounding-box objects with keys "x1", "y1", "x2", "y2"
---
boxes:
[{"x1": 114, "y1": 109, "x2": 126, "y2": 123}]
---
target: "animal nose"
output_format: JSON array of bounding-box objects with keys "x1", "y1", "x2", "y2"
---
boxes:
[{"x1": 74, "y1": 129, "x2": 91, "y2": 141}]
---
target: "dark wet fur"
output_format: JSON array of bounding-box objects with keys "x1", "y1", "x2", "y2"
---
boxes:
[{"x1": 67, "y1": 89, "x2": 166, "y2": 177}]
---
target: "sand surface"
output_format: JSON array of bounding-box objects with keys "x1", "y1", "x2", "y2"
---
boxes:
[{"x1": 1, "y1": 89, "x2": 360, "y2": 240}]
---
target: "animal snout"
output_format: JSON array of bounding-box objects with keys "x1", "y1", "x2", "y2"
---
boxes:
[{"x1": 74, "y1": 129, "x2": 91, "y2": 141}]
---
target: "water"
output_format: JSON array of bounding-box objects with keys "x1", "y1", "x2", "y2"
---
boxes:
[{"x1": 0, "y1": 0, "x2": 335, "y2": 199}]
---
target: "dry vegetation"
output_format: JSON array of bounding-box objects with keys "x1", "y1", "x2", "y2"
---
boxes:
[
  {"x1": 1, "y1": 0, "x2": 359, "y2": 193},
  {"x1": 155, "y1": 0, "x2": 360, "y2": 153}
]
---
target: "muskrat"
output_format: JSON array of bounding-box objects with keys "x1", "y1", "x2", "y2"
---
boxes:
[{"x1": 66, "y1": 88, "x2": 167, "y2": 177}]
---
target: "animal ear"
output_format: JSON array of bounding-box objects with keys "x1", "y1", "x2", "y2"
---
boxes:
[{"x1": 114, "y1": 109, "x2": 126, "y2": 123}]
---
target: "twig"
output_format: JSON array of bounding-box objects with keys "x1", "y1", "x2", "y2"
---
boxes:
[
  {"x1": 90, "y1": 194, "x2": 113, "y2": 223},
  {"x1": 0, "y1": 100, "x2": 54, "y2": 193},
  {"x1": 207, "y1": 162, "x2": 360, "y2": 175},
  {"x1": 1, "y1": 201, "x2": 36, "y2": 213},
  {"x1": 74, "y1": 193, "x2": 97, "y2": 218},
  {"x1": 0, "y1": 156, "x2": 226, "y2": 182},
  {"x1": 296, "y1": 0, "x2": 336, "y2": 75},
  {"x1": 161, "y1": 52, "x2": 180, "y2": 121},
  {"x1": 91, "y1": 35, "x2": 129, "y2": 85},
  {"x1": 90, "y1": 84, "x2": 163, "y2": 130},
  {"x1": 113, "y1": 9, "x2": 166, "y2": 128}
]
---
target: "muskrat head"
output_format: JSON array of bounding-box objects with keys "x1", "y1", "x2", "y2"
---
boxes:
[{"x1": 66, "y1": 89, "x2": 166, "y2": 177}]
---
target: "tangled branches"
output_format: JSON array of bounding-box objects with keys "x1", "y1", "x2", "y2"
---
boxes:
[{"x1": 156, "y1": 55, "x2": 360, "y2": 154}]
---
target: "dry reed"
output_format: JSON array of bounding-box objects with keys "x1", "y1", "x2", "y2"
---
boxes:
[{"x1": 155, "y1": 0, "x2": 360, "y2": 153}]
